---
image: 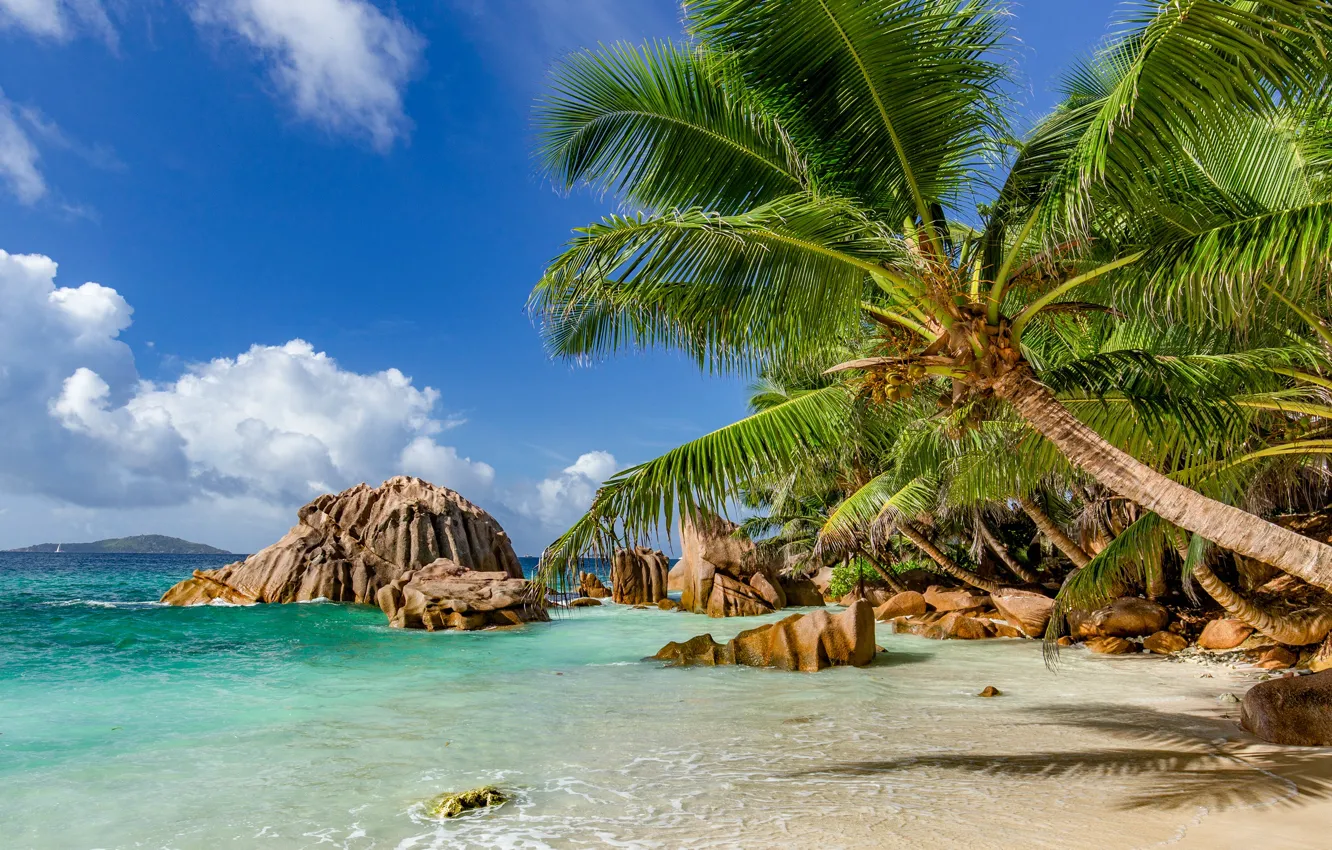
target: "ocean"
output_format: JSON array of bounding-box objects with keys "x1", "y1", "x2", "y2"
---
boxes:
[{"x1": 0, "y1": 553, "x2": 1274, "y2": 849}]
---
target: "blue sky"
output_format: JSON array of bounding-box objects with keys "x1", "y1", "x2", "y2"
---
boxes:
[{"x1": 0, "y1": 0, "x2": 1121, "y2": 555}]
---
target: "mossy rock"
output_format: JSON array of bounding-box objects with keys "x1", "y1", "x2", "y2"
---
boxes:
[{"x1": 425, "y1": 785, "x2": 508, "y2": 819}]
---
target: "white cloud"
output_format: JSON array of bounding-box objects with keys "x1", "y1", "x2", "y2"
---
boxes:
[
  {"x1": 0, "y1": 93, "x2": 46, "y2": 204},
  {"x1": 190, "y1": 0, "x2": 425, "y2": 149},
  {"x1": 0, "y1": 248, "x2": 493, "y2": 520},
  {"x1": 0, "y1": 0, "x2": 115, "y2": 44},
  {"x1": 505, "y1": 450, "x2": 618, "y2": 529}
]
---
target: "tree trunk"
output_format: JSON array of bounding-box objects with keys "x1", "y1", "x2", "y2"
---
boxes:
[
  {"x1": 861, "y1": 550, "x2": 906, "y2": 594},
  {"x1": 896, "y1": 521, "x2": 1001, "y2": 593},
  {"x1": 1192, "y1": 558, "x2": 1332, "y2": 646},
  {"x1": 1017, "y1": 494, "x2": 1091, "y2": 569},
  {"x1": 996, "y1": 369, "x2": 1332, "y2": 594},
  {"x1": 978, "y1": 520, "x2": 1044, "y2": 587}
]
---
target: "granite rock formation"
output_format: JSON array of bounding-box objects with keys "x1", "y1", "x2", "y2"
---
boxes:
[
  {"x1": 611, "y1": 547, "x2": 670, "y2": 605},
  {"x1": 677, "y1": 513, "x2": 786, "y2": 617},
  {"x1": 653, "y1": 601, "x2": 876, "y2": 671},
  {"x1": 1241, "y1": 670, "x2": 1332, "y2": 746},
  {"x1": 578, "y1": 571, "x2": 611, "y2": 599},
  {"x1": 377, "y1": 560, "x2": 547, "y2": 630},
  {"x1": 160, "y1": 477, "x2": 537, "y2": 632}
]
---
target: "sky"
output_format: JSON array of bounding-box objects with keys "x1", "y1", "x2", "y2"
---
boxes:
[{"x1": 0, "y1": 0, "x2": 1122, "y2": 555}]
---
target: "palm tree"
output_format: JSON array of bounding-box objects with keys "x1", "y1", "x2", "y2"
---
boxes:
[{"x1": 530, "y1": 1, "x2": 1332, "y2": 590}]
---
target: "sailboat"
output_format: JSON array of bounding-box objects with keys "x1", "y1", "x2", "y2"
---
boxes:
[{"x1": 54, "y1": 543, "x2": 61, "y2": 553}]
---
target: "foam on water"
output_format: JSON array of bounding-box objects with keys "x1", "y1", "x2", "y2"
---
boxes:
[{"x1": 0, "y1": 554, "x2": 1276, "y2": 849}]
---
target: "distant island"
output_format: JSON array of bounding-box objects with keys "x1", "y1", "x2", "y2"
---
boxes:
[{"x1": 9, "y1": 535, "x2": 232, "y2": 555}]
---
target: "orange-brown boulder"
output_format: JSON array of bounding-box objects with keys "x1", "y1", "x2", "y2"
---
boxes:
[
  {"x1": 1251, "y1": 645, "x2": 1298, "y2": 669},
  {"x1": 990, "y1": 621, "x2": 1023, "y2": 639},
  {"x1": 161, "y1": 477, "x2": 523, "y2": 608},
  {"x1": 1086, "y1": 636, "x2": 1141, "y2": 655},
  {"x1": 1198, "y1": 618, "x2": 1255, "y2": 650},
  {"x1": 875, "y1": 591, "x2": 928, "y2": 621},
  {"x1": 568, "y1": 596, "x2": 602, "y2": 608},
  {"x1": 706, "y1": 573, "x2": 773, "y2": 617},
  {"x1": 923, "y1": 586, "x2": 990, "y2": 612},
  {"x1": 1241, "y1": 670, "x2": 1332, "y2": 745},
  {"x1": 657, "y1": 597, "x2": 683, "y2": 611},
  {"x1": 677, "y1": 513, "x2": 782, "y2": 616},
  {"x1": 989, "y1": 589, "x2": 1054, "y2": 638},
  {"x1": 1070, "y1": 597, "x2": 1169, "y2": 639},
  {"x1": 749, "y1": 571, "x2": 787, "y2": 609},
  {"x1": 1143, "y1": 631, "x2": 1188, "y2": 655},
  {"x1": 1312, "y1": 634, "x2": 1332, "y2": 673},
  {"x1": 780, "y1": 576, "x2": 826, "y2": 607},
  {"x1": 611, "y1": 547, "x2": 669, "y2": 605},
  {"x1": 376, "y1": 559, "x2": 547, "y2": 631},
  {"x1": 931, "y1": 612, "x2": 994, "y2": 640},
  {"x1": 653, "y1": 601, "x2": 876, "y2": 672},
  {"x1": 579, "y1": 571, "x2": 611, "y2": 599},
  {"x1": 667, "y1": 560, "x2": 687, "y2": 592}
]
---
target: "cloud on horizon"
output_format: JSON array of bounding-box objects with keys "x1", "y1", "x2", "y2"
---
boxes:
[{"x1": 0, "y1": 248, "x2": 612, "y2": 553}]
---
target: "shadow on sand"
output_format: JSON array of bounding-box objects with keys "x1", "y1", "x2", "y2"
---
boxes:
[{"x1": 790, "y1": 704, "x2": 1332, "y2": 811}]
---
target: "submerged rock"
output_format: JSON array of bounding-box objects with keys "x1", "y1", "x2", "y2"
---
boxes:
[
  {"x1": 1241, "y1": 670, "x2": 1332, "y2": 746},
  {"x1": 653, "y1": 601, "x2": 875, "y2": 672},
  {"x1": 611, "y1": 547, "x2": 670, "y2": 605},
  {"x1": 1086, "y1": 636, "x2": 1142, "y2": 655},
  {"x1": 161, "y1": 477, "x2": 522, "y2": 607},
  {"x1": 425, "y1": 786, "x2": 507, "y2": 819},
  {"x1": 568, "y1": 597, "x2": 602, "y2": 608},
  {"x1": 978, "y1": 686, "x2": 1002, "y2": 698}
]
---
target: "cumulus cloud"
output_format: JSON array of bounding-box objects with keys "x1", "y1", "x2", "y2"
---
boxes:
[
  {"x1": 506, "y1": 450, "x2": 618, "y2": 530},
  {"x1": 0, "y1": 248, "x2": 492, "y2": 515},
  {"x1": 0, "y1": 93, "x2": 46, "y2": 204},
  {"x1": 0, "y1": 0, "x2": 115, "y2": 44},
  {"x1": 190, "y1": 0, "x2": 425, "y2": 149}
]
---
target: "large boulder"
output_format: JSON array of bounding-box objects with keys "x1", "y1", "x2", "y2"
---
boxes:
[
  {"x1": 1240, "y1": 670, "x2": 1332, "y2": 746},
  {"x1": 923, "y1": 586, "x2": 990, "y2": 613},
  {"x1": 667, "y1": 560, "x2": 687, "y2": 593},
  {"x1": 376, "y1": 560, "x2": 547, "y2": 631},
  {"x1": 1069, "y1": 597, "x2": 1169, "y2": 639},
  {"x1": 653, "y1": 601, "x2": 876, "y2": 672},
  {"x1": 1197, "y1": 618, "x2": 1255, "y2": 650},
  {"x1": 990, "y1": 589, "x2": 1054, "y2": 638},
  {"x1": 611, "y1": 548, "x2": 669, "y2": 605},
  {"x1": 578, "y1": 571, "x2": 610, "y2": 599},
  {"x1": 1144, "y1": 631, "x2": 1189, "y2": 655},
  {"x1": 780, "y1": 576, "x2": 826, "y2": 607},
  {"x1": 874, "y1": 591, "x2": 927, "y2": 621},
  {"x1": 678, "y1": 513, "x2": 784, "y2": 617},
  {"x1": 160, "y1": 477, "x2": 532, "y2": 630}
]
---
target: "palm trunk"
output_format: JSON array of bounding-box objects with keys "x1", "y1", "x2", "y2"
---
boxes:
[
  {"x1": 1192, "y1": 558, "x2": 1332, "y2": 646},
  {"x1": 860, "y1": 550, "x2": 907, "y2": 594},
  {"x1": 996, "y1": 369, "x2": 1332, "y2": 594},
  {"x1": 896, "y1": 521, "x2": 1001, "y2": 594},
  {"x1": 1017, "y1": 494, "x2": 1091, "y2": 569},
  {"x1": 978, "y1": 521, "x2": 1044, "y2": 587}
]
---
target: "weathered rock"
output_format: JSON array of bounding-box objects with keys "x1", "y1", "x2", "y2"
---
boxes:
[
  {"x1": 923, "y1": 586, "x2": 990, "y2": 613},
  {"x1": 667, "y1": 560, "x2": 687, "y2": 593},
  {"x1": 611, "y1": 547, "x2": 669, "y2": 605},
  {"x1": 978, "y1": 686, "x2": 1002, "y2": 698},
  {"x1": 653, "y1": 601, "x2": 876, "y2": 672},
  {"x1": 780, "y1": 576, "x2": 826, "y2": 607},
  {"x1": 749, "y1": 571, "x2": 787, "y2": 609},
  {"x1": 1240, "y1": 670, "x2": 1332, "y2": 745},
  {"x1": 1312, "y1": 634, "x2": 1332, "y2": 673},
  {"x1": 568, "y1": 596, "x2": 602, "y2": 608},
  {"x1": 839, "y1": 587, "x2": 892, "y2": 608},
  {"x1": 657, "y1": 597, "x2": 683, "y2": 611},
  {"x1": 931, "y1": 612, "x2": 994, "y2": 640},
  {"x1": 989, "y1": 589, "x2": 1054, "y2": 638},
  {"x1": 678, "y1": 513, "x2": 782, "y2": 616},
  {"x1": 875, "y1": 590, "x2": 928, "y2": 621},
  {"x1": 990, "y1": 621, "x2": 1023, "y2": 639},
  {"x1": 579, "y1": 571, "x2": 610, "y2": 599},
  {"x1": 1086, "y1": 636, "x2": 1141, "y2": 655},
  {"x1": 1198, "y1": 618, "x2": 1255, "y2": 650},
  {"x1": 1143, "y1": 631, "x2": 1188, "y2": 655},
  {"x1": 810, "y1": 566, "x2": 835, "y2": 599},
  {"x1": 1251, "y1": 645, "x2": 1298, "y2": 669},
  {"x1": 376, "y1": 559, "x2": 547, "y2": 631},
  {"x1": 425, "y1": 786, "x2": 507, "y2": 819},
  {"x1": 707, "y1": 573, "x2": 774, "y2": 618},
  {"x1": 161, "y1": 477, "x2": 523, "y2": 609},
  {"x1": 1070, "y1": 597, "x2": 1170, "y2": 639}
]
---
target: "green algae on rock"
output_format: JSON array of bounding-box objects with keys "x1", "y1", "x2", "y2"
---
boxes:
[{"x1": 426, "y1": 786, "x2": 508, "y2": 819}]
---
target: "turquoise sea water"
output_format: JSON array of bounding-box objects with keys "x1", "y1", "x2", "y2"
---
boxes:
[{"x1": 1, "y1": 553, "x2": 1266, "y2": 849}]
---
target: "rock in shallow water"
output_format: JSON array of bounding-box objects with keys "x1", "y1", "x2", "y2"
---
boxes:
[
  {"x1": 611, "y1": 547, "x2": 669, "y2": 605},
  {"x1": 1069, "y1": 597, "x2": 1169, "y2": 639},
  {"x1": 989, "y1": 589, "x2": 1053, "y2": 638},
  {"x1": 425, "y1": 786, "x2": 507, "y2": 819},
  {"x1": 652, "y1": 601, "x2": 876, "y2": 672},
  {"x1": 376, "y1": 560, "x2": 547, "y2": 631}
]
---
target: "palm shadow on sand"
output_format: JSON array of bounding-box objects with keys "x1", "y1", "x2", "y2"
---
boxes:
[{"x1": 792, "y1": 704, "x2": 1332, "y2": 811}]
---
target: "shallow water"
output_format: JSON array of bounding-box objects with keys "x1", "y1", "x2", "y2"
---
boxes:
[{"x1": 0, "y1": 554, "x2": 1304, "y2": 849}]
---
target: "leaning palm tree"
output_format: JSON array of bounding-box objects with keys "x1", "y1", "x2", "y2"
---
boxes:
[{"x1": 530, "y1": 0, "x2": 1332, "y2": 590}]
